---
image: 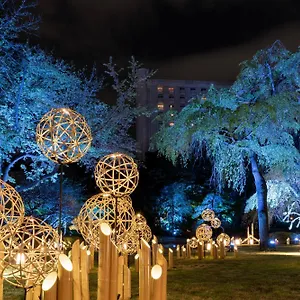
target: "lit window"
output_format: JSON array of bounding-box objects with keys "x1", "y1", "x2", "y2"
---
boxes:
[
  {"x1": 157, "y1": 86, "x2": 163, "y2": 93},
  {"x1": 169, "y1": 104, "x2": 174, "y2": 109},
  {"x1": 157, "y1": 102, "x2": 164, "y2": 110},
  {"x1": 169, "y1": 122, "x2": 175, "y2": 126},
  {"x1": 201, "y1": 95, "x2": 207, "y2": 101},
  {"x1": 168, "y1": 87, "x2": 174, "y2": 93}
]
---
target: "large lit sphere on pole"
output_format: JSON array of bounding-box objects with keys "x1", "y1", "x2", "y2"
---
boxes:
[
  {"x1": 94, "y1": 153, "x2": 139, "y2": 197},
  {"x1": 36, "y1": 108, "x2": 92, "y2": 164},
  {"x1": 3, "y1": 217, "x2": 60, "y2": 288},
  {"x1": 216, "y1": 233, "x2": 231, "y2": 247},
  {"x1": 210, "y1": 217, "x2": 221, "y2": 229},
  {"x1": 196, "y1": 224, "x2": 212, "y2": 242},
  {"x1": 77, "y1": 193, "x2": 135, "y2": 249},
  {"x1": 0, "y1": 179, "x2": 24, "y2": 234}
]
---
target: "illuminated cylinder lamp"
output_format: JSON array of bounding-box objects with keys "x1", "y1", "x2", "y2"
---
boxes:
[
  {"x1": 168, "y1": 249, "x2": 174, "y2": 269},
  {"x1": 109, "y1": 243, "x2": 119, "y2": 300},
  {"x1": 57, "y1": 254, "x2": 73, "y2": 300},
  {"x1": 42, "y1": 272, "x2": 58, "y2": 300},
  {"x1": 150, "y1": 264, "x2": 163, "y2": 300},
  {"x1": 157, "y1": 249, "x2": 167, "y2": 300},
  {"x1": 152, "y1": 239, "x2": 158, "y2": 265},
  {"x1": 80, "y1": 246, "x2": 90, "y2": 300},
  {"x1": 71, "y1": 240, "x2": 81, "y2": 300},
  {"x1": 139, "y1": 239, "x2": 151, "y2": 300},
  {"x1": 197, "y1": 241, "x2": 204, "y2": 260}
]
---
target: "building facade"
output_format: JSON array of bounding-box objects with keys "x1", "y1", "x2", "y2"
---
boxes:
[{"x1": 136, "y1": 68, "x2": 229, "y2": 160}]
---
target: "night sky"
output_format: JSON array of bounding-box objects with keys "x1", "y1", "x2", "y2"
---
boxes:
[{"x1": 35, "y1": 0, "x2": 300, "y2": 81}]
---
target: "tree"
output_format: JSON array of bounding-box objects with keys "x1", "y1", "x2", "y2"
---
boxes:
[{"x1": 152, "y1": 41, "x2": 300, "y2": 250}]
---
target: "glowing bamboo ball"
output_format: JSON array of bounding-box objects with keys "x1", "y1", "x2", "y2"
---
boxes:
[
  {"x1": 117, "y1": 231, "x2": 140, "y2": 255},
  {"x1": 77, "y1": 193, "x2": 135, "y2": 249},
  {"x1": 188, "y1": 237, "x2": 198, "y2": 249},
  {"x1": 0, "y1": 180, "x2": 24, "y2": 235},
  {"x1": 196, "y1": 224, "x2": 212, "y2": 242},
  {"x1": 135, "y1": 213, "x2": 147, "y2": 230},
  {"x1": 216, "y1": 233, "x2": 231, "y2": 247},
  {"x1": 133, "y1": 223, "x2": 152, "y2": 243},
  {"x1": 3, "y1": 216, "x2": 60, "y2": 288},
  {"x1": 36, "y1": 108, "x2": 92, "y2": 164},
  {"x1": 201, "y1": 209, "x2": 215, "y2": 222},
  {"x1": 210, "y1": 217, "x2": 221, "y2": 229},
  {"x1": 94, "y1": 153, "x2": 139, "y2": 196}
]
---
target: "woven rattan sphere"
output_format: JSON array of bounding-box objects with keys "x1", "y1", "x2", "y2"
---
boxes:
[
  {"x1": 117, "y1": 230, "x2": 140, "y2": 255},
  {"x1": 201, "y1": 209, "x2": 215, "y2": 222},
  {"x1": 3, "y1": 216, "x2": 60, "y2": 288},
  {"x1": 36, "y1": 108, "x2": 92, "y2": 164},
  {"x1": 134, "y1": 213, "x2": 147, "y2": 230},
  {"x1": 133, "y1": 223, "x2": 152, "y2": 243},
  {"x1": 94, "y1": 153, "x2": 139, "y2": 197},
  {"x1": 216, "y1": 233, "x2": 231, "y2": 247},
  {"x1": 188, "y1": 237, "x2": 198, "y2": 249},
  {"x1": 210, "y1": 217, "x2": 221, "y2": 229},
  {"x1": 196, "y1": 224, "x2": 212, "y2": 242},
  {"x1": 77, "y1": 193, "x2": 135, "y2": 249},
  {"x1": 0, "y1": 179, "x2": 24, "y2": 233}
]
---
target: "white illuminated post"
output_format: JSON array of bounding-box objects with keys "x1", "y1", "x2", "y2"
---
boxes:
[
  {"x1": 150, "y1": 265, "x2": 162, "y2": 300},
  {"x1": 42, "y1": 272, "x2": 58, "y2": 300},
  {"x1": 71, "y1": 240, "x2": 81, "y2": 300}
]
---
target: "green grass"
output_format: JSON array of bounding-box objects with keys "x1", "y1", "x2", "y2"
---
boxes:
[{"x1": 4, "y1": 245, "x2": 300, "y2": 299}]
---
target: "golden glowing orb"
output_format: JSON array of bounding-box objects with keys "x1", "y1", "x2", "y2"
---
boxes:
[
  {"x1": 3, "y1": 217, "x2": 60, "y2": 288},
  {"x1": 36, "y1": 108, "x2": 92, "y2": 164},
  {"x1": 216, "y1": 233, "x2": 231, "y2": 247},
  {"x1": 210, "y1": 217, "x2": 221, "y2": 229},
  {"x1": 77, "y1": 193, "x2": 135, "y2": 249},
  {"x1": 0, "y1": 179, "x2": 24, "y2": 235},
  {"x1": 201, "y1": 209, "x2": 215, "y2": 222},
  {"x1": 188, "y1": 237, "x2": 198, "y2": 249},
  {"x1": 196, "y1": 224, "x2": 212, "y2": 242},
  {"x1": 94, "y1": 153, "x2": 139, "y2": 196}
]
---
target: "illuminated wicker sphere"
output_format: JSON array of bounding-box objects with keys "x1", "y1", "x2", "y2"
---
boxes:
[
  {"x1": 201, "y1": 209, "x2": 215, "y2": 222},
  {"x1": 77, "y1": 193, "x2": 135, "y2": 249},
  {"x1": 216, "y1": 233, "x2": 231, "y2": 247},
  {"x1": 3, "y1": 216, "x2": 60, "y2": 288},
  {"x1": 133, "y1": 223, "x2": 152, "y2": 243},
  {"x1": 94, "y1": 153, "x2": 139, "y2": 197},
  {"x1": 0, "y1": 179, "x2": 25, "y2": 234},
  {"x1": 196, "y1": 224, "x2": 213, "y2": 242},
  {"x1": 117, "y1": 230, "x2": 140, "y2": 255},
  {"x1": 134, "y1": 213, "x2": 147, "y2": 230},
  {"x1": 36, "y1": 108, "x2": 92, "y2": 164},
  {"x1": 188, "y1": 237, "x2": 199, "y2": 249},
  {"x1": 210, "y1": 217, "x2": 221, "y2": 229}
]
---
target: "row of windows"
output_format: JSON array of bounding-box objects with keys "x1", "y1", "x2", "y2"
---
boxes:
[
  {"x1": 157, "y1": 86, "x2": 207, "y2": 93},
  {"x1": 157, "y1": 102, "x2": 185, "y2": 111}
]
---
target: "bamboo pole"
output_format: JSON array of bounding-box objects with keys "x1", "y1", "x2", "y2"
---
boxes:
[
  {"x1": 57, "y1": 253, "x2": 73, "y2": 300},
  {"x1": 213, "y1": 244, "x2": 218, "y2": 259},
  {"x1": 80, "y1": 246, "x2": 90, "y2": 300},
  {"x1": 247, "y1": 227, "x2": 250, "y2": 244},
  {"x1": 234, "y1": 245, "x2": 238, "y2": 258},
  {"x1": 109, "y1": 243, "x2": 119, "y2": 300},
  {"x1": 139, "y1": 238, "x2": 151, "y2": 300},
  {"x1": 42, "y1": 271, "x2": 58, "y2": 300},
  {"x1": 219, "y1": 240, "x2": 225, "y2": 259},
  {"x1": 124, "y1": 265, "x2": 131, "y2": 300},
  {"x1": 0, "y1": 242, "x2": 4, "y2": 300},
  {"x1": 150, "y1": 265, "x2": 162, "y2": 300},
  {"x1": 176, "y1": 245, "x2": 180, "y2": 259},
  {"x1": 151, "y1": 240, "x2": 158, "y2": 266},
  {"x1": 135, "y1": 253, "x2": 139, "y2": 273},
  {"x1": 181, "y1": 246, "x2": 186, "y2": 259},
  {"x1": 89, "y1": 245, "x2": 95, "y2": 270},
  {"x1": 168, "y1": 249, "x2": 173, "y2": 269},
  {"x1": 32, "y1": 285, "x2": 41, "y2": 300},
  {"x1": 98, "y1": 223, "x2": 112, "y2": 300},
  {"x1": 118, "y1": 255, "x2": 125, "y2": 299},
  {"x1": 197, "y1": 242, "x2": 203, "y2": 260},
  {"x1": 71, "y1": 240, "x2": 81, "y2": 300},
  {"x1": 157, "y1": 249, "x2": 167, "y2": 300}
]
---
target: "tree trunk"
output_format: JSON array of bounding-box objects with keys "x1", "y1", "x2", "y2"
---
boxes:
[{"x1": 250, "y1": 153, "x2": 269, "y2": 250}]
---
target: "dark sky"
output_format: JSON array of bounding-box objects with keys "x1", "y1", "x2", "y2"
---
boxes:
[{"x1": 35, "y1": 0, "x2": 300, "y2": 81}]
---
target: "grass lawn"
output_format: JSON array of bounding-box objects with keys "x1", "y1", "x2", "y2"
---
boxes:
[{"x1": 4, "y1": 245, "x2": 300, "y2": 299}]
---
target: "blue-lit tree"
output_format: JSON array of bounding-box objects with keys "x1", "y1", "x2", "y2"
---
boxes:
[
  {"x1": 156, "y1": 181, "x2": 202, "y2": 235},
  {"x1": 152, "y1": 41, "x2": 300, "y2": 250}
]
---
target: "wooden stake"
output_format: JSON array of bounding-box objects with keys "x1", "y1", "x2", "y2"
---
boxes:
[
  {"x1": 124, "y1": 265, "x2": 131, "y2": 300},
  {"x1": 109, "y1": 243, "x2": 119, "y2": 300},
  {"x1": 139, "y1": 238, "x2": 151, "y2": 300},
  {"x1": 71, "y1": 240, "x2": 81, "y2": 300},
  {"x1": 80, "y1": 246, "x2": 90, "y2": 300},
  {"x1": 151, "y1": 240, "x2": 158, "y2": 266},
  {"x1": 168, "y1": 249, "x2": 173, "y2": 269},
  {"x1": 150, "y1": 265, "x2": 162, "y2": 300},
  {"x1": 197, "y1": 242, "x2": 203, "y2": 260},
  {"x1": 42, "y1": 271, "x2": 58, "y2": 300},
  {"x1": 57, "y1": 254, "x2": 73, "y2": 300},
  {"x1": 157, "y1": 250, "x2": 167, "y2": 300},
  {"x1": 135, "y1": 253, "x2": 139, "y2": 273},
  {"x1": 97, "y1": 223, "x2": 112, "y2": 300},
  {"x1": 176, "y1": 245, "x2": 180, "y2": 259}
]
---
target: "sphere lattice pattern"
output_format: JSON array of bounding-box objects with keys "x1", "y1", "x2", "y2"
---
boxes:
[
  {"x1": 210, "y1": 217, "x2": 221, "y2": 229},
  {"x1": 216, "y1": 233, "x2": 231, "y2": 247},
  {"x1": 201, "y1": 209, "x2": 215, "y2": 222},
  {"x1": 0, "y1": 179, "x2": 24, "y2": 233},
  {"x1": 36, "y1": 108, "x2": 92, "y2": 164},
  {"x1": 134, "y1": 214, "x2": 147, "y2": 231},
  {"x1": 188, "y1": 237, "x2": 198, "y2": 249},
  {"x1": 117, "y1": 231, "x2": 139, "y2": 255},
  {"x1": 196, "y1": 224, "x2": 212, "y2": 242},
  {"x1": 77, "y1": 193, "x2": 135, "y2": 249},
  {"x1": 3, "y1": 217, "x2": 60, "y2": 288},
  {"x1": 133, "y1": 223, "x2": 152, "y2": 243},
  {"x1": 94, "y1": 153, "x2": 139, "y2": 197}
]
